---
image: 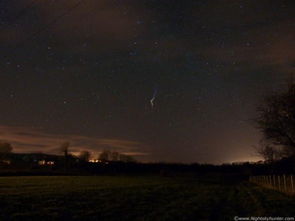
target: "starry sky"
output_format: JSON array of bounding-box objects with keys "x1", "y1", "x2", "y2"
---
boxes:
[{"x1": 0, "y1": 0, "x2": 294, "y2": 163}]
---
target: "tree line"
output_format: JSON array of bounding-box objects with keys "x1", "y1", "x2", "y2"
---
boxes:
[{"x1": 0, "y1": 141, "x2": 135, "y2": 163}]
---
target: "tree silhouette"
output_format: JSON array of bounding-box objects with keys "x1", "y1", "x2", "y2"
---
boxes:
[
  {"x1": 79, "y1": 150, "x2": 91, "y2": 162},
  {"x1": 98, "y1": 150, "x2": 111, "y2": 162},
  {"x1": 256, "y1": 85, "x2": 295, "y2": 158},
  {"x1": 119, "y1": 154, "x2": 136, "y2": 163},
  {"x1": 60, "y1": 142, "x2": 70, "y2": 158},
  {"x1": 0, "y1": 142, "x2": 13, "y2": 153},
  {"x1": 98, "y1": 150, "x2": 136, "y2": 162},
  {"x1": 111, "y1": 151, "x2": 120, "y2": 161},
  {"x1": 254, "y1": 139, "x2": 281, "y2": 162},
  {"x1": 59, "y1": 142, "x2": 70, "y2": 170}
]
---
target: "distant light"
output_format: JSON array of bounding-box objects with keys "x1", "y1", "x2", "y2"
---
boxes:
[
  {"x1": 47, "y1": 161, "x2": 55, "y2": 165},
  {"x1": 88, "y1": 159, "x2": 101, "y2": 163},
  {"x1": 38, "y1": 160, "x2": 46, "y2": 165},
  {"x1": 0, "y1": 160, "x2": 11, "y2": 165},
  {"x1": 38, "y1": 160, "x2": 55, "y2": 165}
]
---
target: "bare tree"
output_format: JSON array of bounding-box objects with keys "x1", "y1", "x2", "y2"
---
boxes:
[
  {"x1": 98, "y1": 150, "x2": 136, "y2": 162},
  {"x1": 254, "y1": 140, "x2": 281, "y2": 163},
  {"x1": 98, "y1": 150, "x2": 111, "y2": 162},
  {"x1": 59, "y1": 142, "x2": 70, "y2": 170},
  {"x1": 0, "y1": 142, "x2": 13, "y2": 162},
  {"x1": 79, "y1": 150, "x2": 91, "y2": 162},
  {"x1": 119, "y1": 154, "x2": 136, "y2": 163},
  {"x1": 0, "y1": 142, "x2": 13, "y2": 153},
  {"x1": 111, "y1": 151, "x2": 120, "y2": 161},
  {"x1": 60, "y1": 142, "x2": 70, "y2": 158},
  {"x1": 255, "y1": 85, "x2": 295, "y2": 158}
]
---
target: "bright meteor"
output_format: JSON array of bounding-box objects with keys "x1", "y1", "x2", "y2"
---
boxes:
[{"x1": 150, "y1": 88, "x2": 158, "y2": 109}]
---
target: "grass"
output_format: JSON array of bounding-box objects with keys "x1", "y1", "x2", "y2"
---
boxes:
[{"x1": 0, "y1": 175, "x2": 294, "y2": 220}]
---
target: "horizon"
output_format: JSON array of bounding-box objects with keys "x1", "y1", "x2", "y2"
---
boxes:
[{"x1": 2, "y1": 148, "x2": 263, "y2": 165}]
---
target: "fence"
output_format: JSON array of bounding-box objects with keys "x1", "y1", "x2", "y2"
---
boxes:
[{"x1": 249, "y1": 175, "x2": 295, "y2": 195}]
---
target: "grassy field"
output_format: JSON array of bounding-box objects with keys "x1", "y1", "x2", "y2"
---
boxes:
[{"x1": 0, "y1": 175, "x2": 294, "y2": 220}]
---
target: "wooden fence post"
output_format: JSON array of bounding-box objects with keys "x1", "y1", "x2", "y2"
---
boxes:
[{"x1": 283, "y1": 175, "x2": 287, "y2": 192}]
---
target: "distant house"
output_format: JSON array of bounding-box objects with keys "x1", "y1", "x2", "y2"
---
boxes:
[{"x1": 0, "y1": 153, "x2": 64, "y2": 168}]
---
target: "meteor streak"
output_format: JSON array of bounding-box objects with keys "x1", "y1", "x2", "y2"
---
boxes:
[{"x1": 150, "y1": 88, "x2": 158, "y2": 109}]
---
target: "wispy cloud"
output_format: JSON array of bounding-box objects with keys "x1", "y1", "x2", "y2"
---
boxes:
[
  {"x1": 0, "y1": 125, "x2": 149, "y2": 157},
  {"x1": 200, "y1": 20, "x2": 295, "y2": 73},
  {"x1": 1, "y1": 0, "x2": 146, "y2": 51}
]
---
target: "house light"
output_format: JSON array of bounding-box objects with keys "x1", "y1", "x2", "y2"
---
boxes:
[
  {"x1": 38, "y1": 160, "x2": 46, "y2": 165},
  {"x1": 46, "y1": 161, "x2": 55, "y2": 165},
  {"x1": 38, "y1": 160, "x2": 55, "y2": 165},
  {"x1": 88, "y1": 159, "x2": 101, "y2": 163}
]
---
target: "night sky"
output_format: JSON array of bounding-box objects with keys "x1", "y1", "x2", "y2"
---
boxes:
[{"x1": 0, "y1": 0, "x2": 294, "y2": 163}]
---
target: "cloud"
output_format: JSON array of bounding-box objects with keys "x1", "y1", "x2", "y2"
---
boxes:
[
  {"x1": 197, "y1": 18, "x2": 295, "y2": 74},
  {"x1": 0, "y1": 125, "x2": 149, "y2": 157},
  {"x1": 1, "y1": 0, "x2": 147, "y2": 52}
]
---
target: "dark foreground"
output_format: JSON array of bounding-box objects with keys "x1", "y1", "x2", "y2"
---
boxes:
[{"x1": 0, "y1": 175, "x2": 294, "y2": 221}]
